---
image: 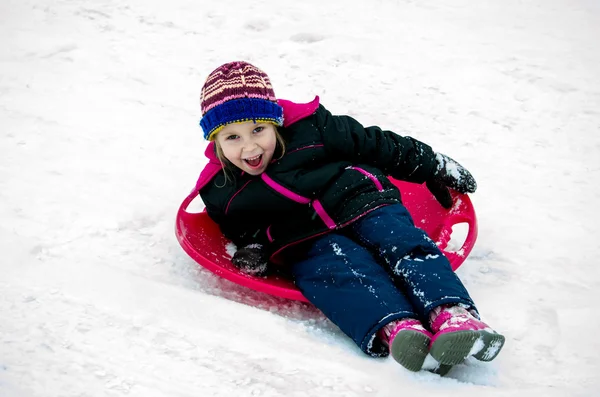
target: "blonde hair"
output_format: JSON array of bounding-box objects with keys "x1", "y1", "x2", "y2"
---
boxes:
[{"x1": 214, "y1": 127, "x2": 286, "y2": 185}]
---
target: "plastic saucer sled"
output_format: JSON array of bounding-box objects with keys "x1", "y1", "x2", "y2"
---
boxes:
[{"x1": 175, "y1": 179, "x2": 478, "y2": 303}]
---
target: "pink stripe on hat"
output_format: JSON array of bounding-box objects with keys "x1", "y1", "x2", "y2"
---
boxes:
[{"x1": 200, "y1": 61, "x2": 278, "y2": 115}]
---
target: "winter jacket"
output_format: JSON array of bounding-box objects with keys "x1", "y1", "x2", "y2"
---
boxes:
[{"x1": 197, "y1": 97, "x2": 438, "y2": 263}]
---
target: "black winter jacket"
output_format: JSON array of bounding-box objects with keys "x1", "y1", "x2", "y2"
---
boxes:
[{"x1": 200, "y1": 103, "x2": 437, "y2": 263}]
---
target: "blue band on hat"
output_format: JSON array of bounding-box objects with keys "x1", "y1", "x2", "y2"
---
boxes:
[{"x1": 200, "y1": 98, "x2": 284, "y2": 140}]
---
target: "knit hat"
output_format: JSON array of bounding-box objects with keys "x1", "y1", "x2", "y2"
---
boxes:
[{"x1": 199, "y1": 61, "x2": 284, "y2": 140}]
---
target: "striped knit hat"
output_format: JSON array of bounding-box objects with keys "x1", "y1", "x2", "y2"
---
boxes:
[{"x1": 199, "y1": 61, "x2": 284, "y2": 140}]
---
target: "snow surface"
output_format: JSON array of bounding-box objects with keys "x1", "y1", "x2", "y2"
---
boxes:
[{"x1": 1, "y1": 0, "x2": 600, "y2": 396}]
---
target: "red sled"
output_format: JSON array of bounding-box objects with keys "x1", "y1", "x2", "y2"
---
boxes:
[{"x1": 175, "y1": 179, "x2": 478, "y2": 303}]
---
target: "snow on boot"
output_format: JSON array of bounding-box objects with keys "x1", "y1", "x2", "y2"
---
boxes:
[
  {"x1": 379, "y1": 318, "x2": 432, "y2": 372},
  {"x1": 429, "y1": 305, "x2": 505, "y2": 366}
]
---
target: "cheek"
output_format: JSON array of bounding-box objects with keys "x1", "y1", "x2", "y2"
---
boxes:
[
  {"x1": 220, "y1": 145, "x2": 240, "y2": 162},
  {"x1": 263, "y1": 134, "x2": 278, "y2": 152}
]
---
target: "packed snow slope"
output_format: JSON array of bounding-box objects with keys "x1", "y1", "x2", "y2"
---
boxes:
[{"x1": 1, "y1": 0, "x2": 599, "y2": 396}]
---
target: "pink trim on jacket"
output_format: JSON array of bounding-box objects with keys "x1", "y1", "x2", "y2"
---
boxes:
[
  {"x1": 261, "y1": 174, "x2": 311, "y2": 204},
  {"x1": 193, "y1": 143, "x2": 222, "y2": 193},
  {"x1": 311, "y1": 199, "x2": 337, "y2": 229},
  {"x1": 287, "y1": 144, "x2": 325, "y2": 155},
  {"x1": 225, "y1": 180, "x2": 253, "y2": 215},
  {"x1": 347, "y1": 166, "x2": 384, "y2": 192},
  {"x1": 279, "y1": 96, "x2": 320, "y2": 127},
  {"x1": 338, "y1": 204, "x2": 388, "y2": 229},
  {"x1": 269, "y1": 230, "x2": 332, "y2": 265}
]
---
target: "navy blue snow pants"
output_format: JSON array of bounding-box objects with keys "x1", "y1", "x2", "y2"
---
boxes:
[{"x1": 290, "y1": 204, "x2": 477, "y2": 357}]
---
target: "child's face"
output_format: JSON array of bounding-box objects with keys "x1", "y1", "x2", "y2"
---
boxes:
[{"x1": 215, "y1": 121, "x2": 278, "y2": 175}]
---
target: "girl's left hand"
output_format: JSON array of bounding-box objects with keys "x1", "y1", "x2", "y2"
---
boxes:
[{"x1": 426, "y1": 153, "x2": 477, "y2": 209}]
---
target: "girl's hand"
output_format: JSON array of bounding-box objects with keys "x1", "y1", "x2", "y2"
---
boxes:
[
  {"x1": 426, "y1": 153, "x2": 477, "y2": 209},
  {"x1": 231, "y1": 243, "x2": 269, "y2": 276}
]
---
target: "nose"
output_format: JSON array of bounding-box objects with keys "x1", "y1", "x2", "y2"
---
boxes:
[
  {"x1": 242, "y1": 145, "x2": 258, "y2": 157},
  {"x1": 242, "y1": 137, "x2": 259, "y2": 153}
]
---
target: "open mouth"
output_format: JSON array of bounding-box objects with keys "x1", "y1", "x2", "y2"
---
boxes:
[{"x1": 243, "y1": 154, "x2": 263, "y2": 169}]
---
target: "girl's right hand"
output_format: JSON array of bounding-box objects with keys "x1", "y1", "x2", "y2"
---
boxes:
[{"x1": 231, "y1": 243, "x2": 269, "y2": 276}]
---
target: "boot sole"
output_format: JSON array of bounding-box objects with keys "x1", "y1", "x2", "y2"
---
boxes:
[
  {"x1": 472, "y1": 330, "x2": 505, "y2": 362},
  {"x1": 427, "y1": 332, "x2": 504, "y2": 375},
  {"x1": 389, "y1": 330, "x2": 430, "y2": 372},
  {"x1": 430, "y1": 330, "x2": 506, "y2": 365},
  {"x1": 429, "y1": 330, "x2": 480, "y2": 366}
]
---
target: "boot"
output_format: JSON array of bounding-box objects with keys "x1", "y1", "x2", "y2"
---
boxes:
[
  {"x1": 379, "y1": 318, "x2": 432, "y2": 372},
  {"x1": 429, "y1": 305, "x2": 505, "y2": 366}
]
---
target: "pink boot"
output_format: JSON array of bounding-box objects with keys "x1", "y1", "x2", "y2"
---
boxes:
[
  {"x1": 379, "y1": 318, "x2": 432, "y2": 372},
  {"x1": 429, "y1": 305, "x2": 505, "y2": 366}
]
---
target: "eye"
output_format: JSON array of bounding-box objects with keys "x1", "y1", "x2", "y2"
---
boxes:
[
  {"x1": 253, "y1": 126, "x2": 264, "y2": 134},
  {"x1": 225, "y1": 134, "x2": 239, "y2": 141}
]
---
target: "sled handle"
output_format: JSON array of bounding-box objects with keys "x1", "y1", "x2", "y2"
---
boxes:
[
  {"x1": 437, "y1": 202, "x2": 478, "y2": 271},
  {"x1": 180, "y1": 191, "x2": 198, "y2": 212},
  {"x1": 178, "y1": 190, "x2": 207, "y2": 217}
]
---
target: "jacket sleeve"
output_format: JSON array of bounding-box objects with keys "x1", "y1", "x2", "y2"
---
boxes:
[
  {"x1": 316, "y1": 105, "x2": 437, "y2": 184},
  {"x1": 202, "y1": 194, "x2": 271, "y2": 250}
]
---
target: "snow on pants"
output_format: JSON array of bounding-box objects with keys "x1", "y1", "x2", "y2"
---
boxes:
[{"x1": 290, "y1": 204, "x2": 477, "y2": 357}]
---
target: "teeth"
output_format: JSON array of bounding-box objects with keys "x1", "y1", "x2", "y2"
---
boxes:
[{"x1": 244, "y1": 155, "x2": 261, "y2": 161}]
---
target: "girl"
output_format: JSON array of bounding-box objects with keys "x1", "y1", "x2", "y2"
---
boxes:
[{"x1": 195, "y1": 61, "x2": 505, "y2": 374}]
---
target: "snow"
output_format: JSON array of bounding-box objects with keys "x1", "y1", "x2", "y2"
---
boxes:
[
  {"x1": 1, "y1": 0, "x2": 599, "y2": 395},
  {"x1": 331, "y1": 243, "x2": 344, "y2": 256}
]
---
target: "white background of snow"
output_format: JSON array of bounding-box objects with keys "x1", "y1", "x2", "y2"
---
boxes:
[{"x1": 1, "y1": 0, "x2": 599, "y2": 395}]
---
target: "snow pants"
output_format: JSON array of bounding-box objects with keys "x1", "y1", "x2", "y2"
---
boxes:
[{"x1": 289, "y1": 204, "x2": 477, "y2": 357}]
